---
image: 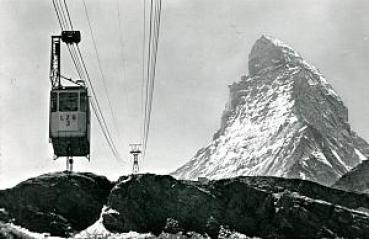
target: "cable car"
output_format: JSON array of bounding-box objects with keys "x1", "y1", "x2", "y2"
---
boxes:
[
  {"x1": 49, "y1": 85, "x2": 90, "y2": 158},
  {"x1": 48, "y1": 31, "x2": 91, "y2": 164}
]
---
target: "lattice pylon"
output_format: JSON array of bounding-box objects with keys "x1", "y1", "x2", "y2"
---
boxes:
[{"x1": 129, "y1": 144, "x2": 142, "y2": 174}]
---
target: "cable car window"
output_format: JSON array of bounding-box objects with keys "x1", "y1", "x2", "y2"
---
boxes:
[
  {"x1": 51, "y1": 92, "x2": 57, "y2": 112},
  {"x1": 59, "y1": 92, "x2": 78, "y2": 112},
  {"x1": 80, "y1": 92, "x2": 87, "y2": 112}
]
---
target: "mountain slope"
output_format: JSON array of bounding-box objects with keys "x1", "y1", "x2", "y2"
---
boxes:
[
  {"x1": 334, "y1": 160, "x2": 369, "y2": 193},
  {"x1": 173, "y1": 35, "x2": 369, "y2": 185}
]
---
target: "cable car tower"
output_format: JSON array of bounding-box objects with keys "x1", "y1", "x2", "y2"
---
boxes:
[
  {"x1": 129, "y1": 144, "x2": 142, "y2": 174},
  {"x1": 49, "y1": 31, "x2": 91, "y2": 171}
]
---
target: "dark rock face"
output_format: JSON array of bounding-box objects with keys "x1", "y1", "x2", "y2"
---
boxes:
[
  {"x1": 334, "y1": 160, "x2": 369, "y2": 193},
  {"x1": 103, "y1": 174, "x2": 369, "y2": 239},
  {"x1": 173, "y1": 35, "x2": 369, "y2": 186},
  {"x1": 0, "y1": 171, "x2": 113, "y2": 237},
  {"x1": 103, "y1": 174, "x2": 224, "y2": 237}
]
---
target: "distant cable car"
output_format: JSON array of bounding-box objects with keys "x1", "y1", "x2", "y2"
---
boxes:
[{"x1": 48, "y1": 31, "x2": 90, "y2": 169}]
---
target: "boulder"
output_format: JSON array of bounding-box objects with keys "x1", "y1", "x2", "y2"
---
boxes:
[{"x1": 0, "y1": 171, "x2": 113, "y2": 237}]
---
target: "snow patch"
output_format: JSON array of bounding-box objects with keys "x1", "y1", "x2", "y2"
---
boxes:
[
  {"x1": 1, "y1": 223, "x2": 63, "y2": 239},
  {"x1": 263, "y1": 35, "x2": 301, "y2": 58},
  {"x1": 104, "y1": 207, "x2": 120, "y2": 215},
  {"x1": 76, "y1": 230, "x2": 153, "y2": 239},
  {"x1": 298, "y1": 125, "x2": 308, "y2": 132},
  {"x1": 120, "y1": 176, "x2": 133, "y2": 184},
  {"x1": 311, "y1": 151, "x2": 333, "y2": 168},
  {"x1": 332, "y1": 149, "x2": 349, "y2": 171},
  {"x1": 75, "y1": 206, "x2": 153, "y2": 239},
  {"x1": 74, "y1": 206, "x2": 111, "y2": 238},
  {"x1": 355, "y1": 148, "x2": 367, "y2": 161}
]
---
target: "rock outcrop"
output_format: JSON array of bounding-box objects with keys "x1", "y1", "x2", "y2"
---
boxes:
[
  {"x1": 3, "y1": 172, "x2": 369, "y2": 238},
  {"x1": 103, "y1": 174, "x2": 369, "y2": 239},
  {"x1": 0, "y1": 171, "x2": 113, "y2": 237},
  {"x1": 173, "y1": 35, "x2": 369, "y2": 185}
]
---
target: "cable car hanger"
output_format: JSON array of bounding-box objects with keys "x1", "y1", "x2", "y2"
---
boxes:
[{"x1": 50, "y1": 31, "x2": 81, "y2": 89}]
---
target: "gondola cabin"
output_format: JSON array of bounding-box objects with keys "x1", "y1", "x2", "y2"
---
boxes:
[{"x1": 49, "y1": 85, "x2": 90, "y2": 157}]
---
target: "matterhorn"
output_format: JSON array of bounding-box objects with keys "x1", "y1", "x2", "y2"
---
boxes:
[{"x1": 173, "y1": 35, "x2": 369, "y2": 186}]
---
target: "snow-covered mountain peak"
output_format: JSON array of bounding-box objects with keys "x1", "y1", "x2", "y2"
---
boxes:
[
  {"x1": 173, "y1": 36, "x2": 369, "y2": 185},
  {"x1": 249, "y1": 36, "x2": 341, "y2": 100}
]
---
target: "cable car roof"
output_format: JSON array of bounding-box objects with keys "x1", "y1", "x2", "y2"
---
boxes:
[{"x1": 52, "y1": 86, "x2": 87, "y2": 92}]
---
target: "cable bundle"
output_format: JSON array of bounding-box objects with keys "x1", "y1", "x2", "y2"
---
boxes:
[{"x1": 142, "y1": 0, "x2": 162, "y2": 159}]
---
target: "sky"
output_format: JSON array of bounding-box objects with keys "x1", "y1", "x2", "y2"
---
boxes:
[{"x1": 1, "y1": 0, "x2": 369, "y2": 188}]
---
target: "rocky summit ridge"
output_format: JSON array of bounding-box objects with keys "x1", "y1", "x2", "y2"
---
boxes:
[{"x1": 173, "y1": 35, "x2": 369, "y2": 185}]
